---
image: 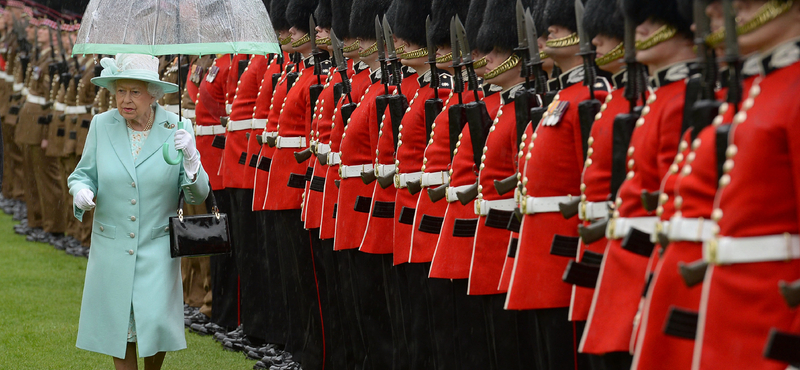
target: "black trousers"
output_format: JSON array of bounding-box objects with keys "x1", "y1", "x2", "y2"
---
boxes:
[
  {"x1": 532, "y1": 307, "x2": 577, "y2": 370},
  {"x1": 482, "y1": 294, "x2": 525, "y2": 370},
  {"x1": 311, "y1": 232, "x2": 347, "y2": 369},
  {"x1": 401, "y1": 263, "x2": 436, "y2": 369},
  {"x1": 426, "y1": 277, "x2": 457, "y2": 370},
  {"x1": 335, "y1": 248, "x2": 367, "y2": 370},
  {"x1": 386, "y1": 262, "x2": 409, "y2": 370},
  {"x1": 210, "y1": 189, "x2": 238, "y2": 330},
  {"x1": 350, "y1": 251, "x2": 393, "y2": 370},
  {"x1": 256, "y1": 210, "x2": 288, "y2": 346},
  {"x1": 452, "y1": 279, "x2": 493, "y2": 370},
  {"x1": 574, "y1": 320, "x2": 632, "y2": 370},
  {"x1": 274, "y1": 210, "x2": 322, "y2": 369}
]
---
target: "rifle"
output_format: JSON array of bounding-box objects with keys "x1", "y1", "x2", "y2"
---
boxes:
[
  {"x1": 296, "y1": 15, "x2": 326, "y2": 164},
  {"x1": 376, "y1": 16, "x2": 408, "y2": 189}
]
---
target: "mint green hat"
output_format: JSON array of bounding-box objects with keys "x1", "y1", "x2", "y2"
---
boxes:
[{"x1": 91, "y1": 54, "x2": 179, "y2": 94}]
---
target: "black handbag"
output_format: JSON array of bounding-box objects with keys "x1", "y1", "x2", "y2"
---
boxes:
[{"x1": 169, "y1": 187, "x2": 231, "y2": 258}]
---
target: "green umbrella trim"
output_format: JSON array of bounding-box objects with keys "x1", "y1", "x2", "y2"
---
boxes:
[{"x1": 72, "y1": 41, "x2": 281, "y2": 56}]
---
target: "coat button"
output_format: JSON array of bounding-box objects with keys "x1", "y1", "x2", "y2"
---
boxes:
[
  {"x1": 131, "y1": 182, "x2": 136, "y2": 187},
  {"x1": 130, "y1": 216, "x2": 136, "y2": 221},
  {"x1": 129, "y1": 233, "x2": 135, "y2": 238},
  {"x1": 99, "y1": 225, "x2": 104, "y2": 231},
  {"x1": 131, "y1": 199, "x2": 136, "y2": 205},
  {"x1": 128, "y1": 250, "x2": 134, "y2": 255}
]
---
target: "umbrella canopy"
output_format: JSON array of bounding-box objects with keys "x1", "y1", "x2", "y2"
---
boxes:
[{"x1": 73, "y1": 0, "x2": 281, "y2": 56}]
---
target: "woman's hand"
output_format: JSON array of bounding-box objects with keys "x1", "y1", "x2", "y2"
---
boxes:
[
  {"x1": 74, "y1": 189, "x2": 96, "y2": 211},
  {"x1": 175, "y1": 128, "x2": 200, "y2": 180}
]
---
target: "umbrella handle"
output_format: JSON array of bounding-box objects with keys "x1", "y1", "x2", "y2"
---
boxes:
[{"x1": 162, "y1": 121, "x2": 185, "y2": 165}]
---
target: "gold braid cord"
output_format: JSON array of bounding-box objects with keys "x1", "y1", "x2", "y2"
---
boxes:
[
  {"x1": 435, "y1": 52, "x2": 453, "y2": 63},
  {"x1": 484, "y1": 54, "x2": 521, "y2": 80},
  {"x1": 473, "y1": 56, "x2": 488, "y2": 68},
  {"x1": 545, "y1": 32, "x2": 579, "y2": 48},
  {"x1": 399, "y1": 47, "x2": 428, "y2": 59},
  {"x1": 291, "y1": 33, "x2": 311, "y2": 48},
  {"x1": 596, "y1": 42, "x2": 624, "y2": 66},
  {"x1": 635, "y1": 25, "x2": 677, "y2": 51},
  {"x1": 358, "y1": 42, "x2": 378, "y2": 57},
  {"x1": 280, "y1": 35, "x2": 292, "y2": 45},
  {"x1": 343, "y1": 39, "x2": 361, "y2": 53},
  {"x1": 540, "y1": 51, "x2": 550, "y2": 60},
  {"x1": 706, "y1": 0, "x2": 794, "y2": 48},
  {"x1": 316, "y1": 37, "x2": 331, "y2": 46},
  {"x1": 396, "y1": 45, "x2": 405, "y2": 54}
]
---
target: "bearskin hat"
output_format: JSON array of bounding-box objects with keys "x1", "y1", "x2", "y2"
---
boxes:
[
  {"x1": 388, "y1": 0, "x2": 433, "y2": 47},
  {"x1": 465, "y1": 0, "x2": 488, "y2": 48},
  {"x1": 584, "y1": 0, "x2": 624, "y2": 40},
  {"x1": 431, "y1": 0, "x2": 471, "y2": 48},
  {"x1": 544, "y1": 0, "x2": 578, "y2": 32},
  {"x1": 622, "y1": 0, "x2": 693, "y2": 38},
  {"x1": 476, "y1": 0, "x2": 518, "y2": 53},
  {"x1": 314, "y1": 0, "x2": 333, "y2": 29},
  {"x1": 331, "y1": 0, "x2": 354, "y2": 39},
  {"x1": 286, "y1": 0, "x2": 320, "y2": 33},
  {"x1": 270, "y1": 0, "x2": 291, "y2": 31},
  {"x1": 350, "y1": 0, "x2": 393, "y2": 40}
]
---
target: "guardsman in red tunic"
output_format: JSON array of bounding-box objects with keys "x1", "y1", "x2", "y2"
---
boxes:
[
  {"x1": 693, "y1": 1, "x2": 800, "y2": 369},
  {"x1": 580, "y1": 0, "x2": 697, "y2": 360},
  {"x1": 504, "y1": 0, "x2": 610, "y2": 368}
]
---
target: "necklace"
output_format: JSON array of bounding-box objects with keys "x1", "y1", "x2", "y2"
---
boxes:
[{"x1": 127, "y1": 107, "x2": 155, "y2": 131}]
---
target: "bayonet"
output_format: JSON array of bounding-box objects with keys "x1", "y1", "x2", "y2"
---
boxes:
[
  {"x1": 455, "y1": 16, "x2": 479, "y2": 100},
  {"x1": 382, "y1": 16, "x2": 403, "y2": 91},
  {"x1": 515, "y1": 0, "x2": 530, "y2": 82},
  {"x1": 450, "y1": 17, "x2": 464, "y2": 103},
  {"x1": 375, "y1": 15, "x2": 390, "y2": 94},
  {"x1": 575, "y1": 0, "x2": 596, "y2": 98},
  {"x1": 524, "y1": 9, "x2": 547, "y2": 95},
  {"x1": 423, "y1": 15, "x2": 444, "y2": 146},
  {"x1": 722, "y1": 0, "x2": 742, "y2": 108},
  {"x1": 309, "y1": 14, "x2": 323, "y2": 79}
]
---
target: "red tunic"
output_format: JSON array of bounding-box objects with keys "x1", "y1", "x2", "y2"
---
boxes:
[
  {"x1": 506, "y1": 68, "x2": 609, "y2": 307},
  {"x1": 264, "y1": 56, "x2": 326, "y2": 210},
  {"x1": 220, "y1": 53, "x2": 252, "y2": 189},
  {"x1": 696, "y1": 45, "x2": 800, "y2": 370},
  {"x1": 581, "y1": 62, "x2": 693, "y2": 354},
  {"x1": 362, "y1": 68, "x2": 420, "y2": 256},
  {"x1": 393, "y1": 71, "x2": 453, "y2": 265},
  {"x1": 320, "y1": 61, "x2": 371, "y2": 241},
  {"x1": 194, "y1": 55, "x2": 231, "y2": 191},
  {"x1": 429, "y1": 89, "x2": 502, "y2": 279},
  {"x1": 570, "y1": 72, "x2": 627, "y2": 321},
  {"x1": 333, "y1": 69, "x2": 394, "y2": 251}
]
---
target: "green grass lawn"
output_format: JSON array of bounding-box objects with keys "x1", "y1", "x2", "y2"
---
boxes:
[{"x1": 0, "y1": 211, "x2": 257, "y2": 370}]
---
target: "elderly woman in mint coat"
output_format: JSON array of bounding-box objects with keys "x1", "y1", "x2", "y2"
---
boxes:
[{"x1": 68, "y1": 54, "x2": 209, "y2": 370}]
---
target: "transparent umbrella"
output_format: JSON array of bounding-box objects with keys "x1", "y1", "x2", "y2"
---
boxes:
[{"x1": 71, "y1": 0, "x2": 281, "y2": 164}]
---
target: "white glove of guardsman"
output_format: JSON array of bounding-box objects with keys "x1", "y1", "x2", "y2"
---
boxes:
[
  {"x1": 74, "y1": 188, "x2": 96, "y2": 211},
  {"x1": 174, "y1": 128, "x2": 200, "y2": 180}
]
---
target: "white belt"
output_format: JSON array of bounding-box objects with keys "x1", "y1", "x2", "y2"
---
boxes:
[
  {"x1": 195, "y1": 125, "x2": 226, "y2": 136},
  {"x1": 53, "y1": 102, "x2": 67, "y2": 111},
  {"x1": 227, "y1": 119, "x2": 252, "y2": 131},
  {"x1": 226, "y1": 104, "x2": 232, "y2": 115},
  {"x1": 252, "y1": 118, "x2": 267, "y2": 130},
  {"x1": 92, "y1": 107, "x2": 99, "y2": 115},
  {"x1": 264, "y1": 131, "x2": 278, "y2": 138},
  {"x1": 446, "y1": 184, "x2": 473, "y2": 203},
  {"x1": 421, "y1": 171, "x2": 450, "y2": 187},
  {"x1": 4, "y1": 75, "x2": 14, "y2": 83},
  {"x1": 25, "y1": 94, "x2": 46, "y2": 106},
  {"x1": 64, "y1": 105, "x2": 88, "y2": 115},
  {"x1": 375, "y1": 164, "x2": 396, "y2": 177},
  {"x1": 607, "y1": 216, "x2": 659, "y2": 240},
  {"x1": 521, "y1": 195, "x2": 574, "y2": 215},
  {"x1": 580, "y1": 201, "x2": 610, "y2": 221},
  {"x1": 276, "y1": 136, "x2": 307, "y2": 148},
  {"x1": 475, "y1": 198, "x2": 517, "y2": 216},
  {"x1": 14, "y1": 84, "x2": 23, "y2": 92},
  {"x1": 327, "y1": 152, "x2": 341, "y2": 166},
  {"x1": 704, "y1": 234, "x2": 800, "y2": 264},
  {"x1": 0, "y1": 71, "x2": 7, "y2": 79},
  {"x1": 316, "y1": 143, "x2": 331, "y2": 155},
  {"x1": 396, "y1": 171, "x2": 422, "y2": 189},
  {"x1": 163, "y1": 104, "x2": 180, "y2": 114},
  {"x1": 340, "y1": 164, "x2": 374, "y2": 179},
  {"x1": 182, "y1": 109, "x2": 196, "y2": 119},
  {"x1": 667, "y1": 216, "x2": 716, "y2": 242}
]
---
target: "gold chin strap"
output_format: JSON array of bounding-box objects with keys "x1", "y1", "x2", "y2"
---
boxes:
[
  {"x1": 280, "y1": 35, "x2": 292, "y2": 45},
  {"x1": 399, "y1": 47, "x2": 428, "y2": 59},
  {"x1": 545, "y1": 32, "x2": 580, "y2": 48},
  {"x1": 473, "y1": 56, "x2": 487, "y2": 69},
  {"x1": 358, "y1": 41, "x2": 378, "y2": 57},
  {"x1": 596, "y1": 42, "x2": 624, "y2": 66},
  {"x1": 343, "y1": 39, "x2": 360, "y2": 53},
  {"x1": 435, "y1": 52, "x2": 453, "y2": 63},
  {"x1": 396, "y1": 45, "x2": 405, "y2": 54},
  {"x1": 315, "y1": 37, "x2": 331, "y2": 46},
  {"x1": 635, "y1": 24, "x2": 677, "y2": 51},
  {"x1": 484, "y1": 54, "x2": 521, "y2": 80},
  {"x1": 706, "y1": 0, "x2": 794, "y2": 48},
  {"x1": 540, "y1": 51, "x2": 550, "y2": 60},
  {"x1": 291, "y1": 33, "x2": 311, "y2": 48}
]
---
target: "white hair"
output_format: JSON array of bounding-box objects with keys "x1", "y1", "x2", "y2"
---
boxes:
[{"x1": 107, "y1": 80, "x2": 166, "y2": 101}]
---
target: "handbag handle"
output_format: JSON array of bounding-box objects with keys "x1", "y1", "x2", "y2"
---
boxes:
[{"x1": 177, "y1": 182, "x2": 219, "y2": 221}]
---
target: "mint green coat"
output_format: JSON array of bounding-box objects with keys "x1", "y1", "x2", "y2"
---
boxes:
[{"x1": 68, "y1": 105, "x2": 209, "y2": 358}]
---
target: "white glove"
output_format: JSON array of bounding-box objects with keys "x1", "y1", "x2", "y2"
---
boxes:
[
  {"x1": 175, "y1": 128, "x2": 200, "y2": 179},
  {"x1": 74, "y1": 188, "x2": 95, "y2": 211}
]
